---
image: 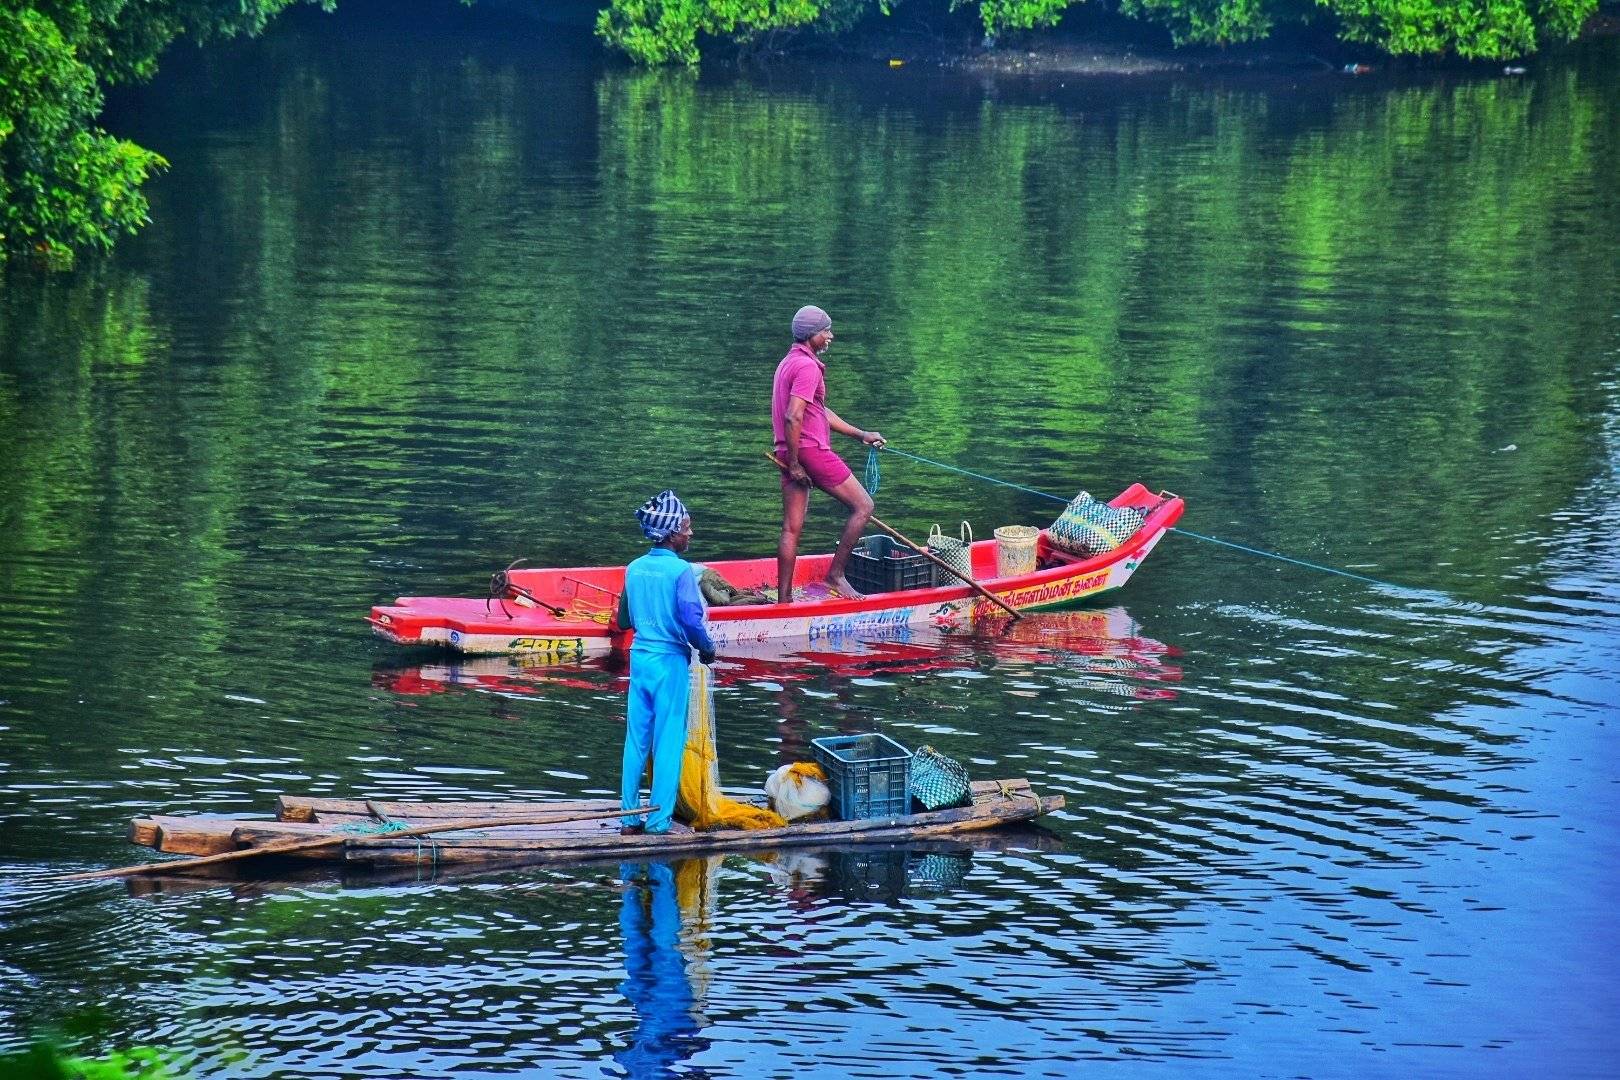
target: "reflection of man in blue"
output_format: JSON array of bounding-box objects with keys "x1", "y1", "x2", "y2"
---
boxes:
[{"x1": 615, "y1": 861, "x2": 707, "y2": 1078}]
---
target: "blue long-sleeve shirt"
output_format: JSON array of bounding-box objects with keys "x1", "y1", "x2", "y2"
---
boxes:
[{"x1": 617, "y1": 547, "x2": 716, "y2": 658}]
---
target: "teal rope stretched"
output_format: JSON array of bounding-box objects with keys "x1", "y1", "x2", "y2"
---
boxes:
[
  {"x1": 878, "y1": 445, "x2": 1417, "y2": 592},
  {"x1": 883, "y1": 446, "x2": 1069, "y2": 502}
]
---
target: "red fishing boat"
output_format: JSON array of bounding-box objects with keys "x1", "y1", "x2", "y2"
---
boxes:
[{"x1": 369, "y1": 485, "x2": 1183, "y2": 658}]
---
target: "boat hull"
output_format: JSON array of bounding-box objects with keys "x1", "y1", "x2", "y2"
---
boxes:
[{"x1": 369, "y1": 485, "x2": 1183, "y2": 657}]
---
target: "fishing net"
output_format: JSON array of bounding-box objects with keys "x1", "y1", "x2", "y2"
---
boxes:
[
  {"x1": 676, "y1": 662, "x2": 786, "y2": 832},
  {"x1": 1048, "y1": 491, "x2": 1149, "y2": 557}
]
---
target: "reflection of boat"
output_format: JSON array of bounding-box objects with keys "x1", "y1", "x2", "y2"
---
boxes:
[
  {"x1": 757, "y1": 831, "x2": 1064, "y2": 905},
  {"x1": 980, "y1": 606, "x2": 1183, "y2": 701},
  {"x1": 120, "y1": 833, "x2": 1061, "y2": 901},
  {"x1": 123, "y1": 783, "x2": 1063, "y2": 870},
  {"x1": 371, "y1": 634, "x2": 972, "y2": 697},
  {"x1": 370, "y1": 657, "x2": 615, "y2": 696},
  {"x1": 369, "y1": 486, "x2": 1184, "y2": 656},
  {"x1": 371, "y1": 605, "x2": 1180, "y2": 702}
]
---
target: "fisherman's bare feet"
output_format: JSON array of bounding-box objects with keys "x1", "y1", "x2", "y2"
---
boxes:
[{"x1": 827, "y1": 575, "x2": 865, "y2": 600}]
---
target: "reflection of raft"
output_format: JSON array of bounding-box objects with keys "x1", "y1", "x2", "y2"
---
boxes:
[
  {"x1": 369, "y1": 485, "x2": 1184, "y2": 656},
  {"x1": 126, "y1": 783, "x2": 1062, "y2": 869}
]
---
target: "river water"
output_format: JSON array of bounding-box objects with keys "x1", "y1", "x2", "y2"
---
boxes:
[{"x1": 1, "y1": 7, "x2": 1616, "y2": 1077}]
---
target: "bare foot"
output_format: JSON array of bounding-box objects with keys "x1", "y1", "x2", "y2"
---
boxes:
[{"x1": 826, "y1": 575, "x2": 865, "y2": 600}]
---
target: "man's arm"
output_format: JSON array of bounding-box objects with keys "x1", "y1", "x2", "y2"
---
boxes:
[
  {"x1": 782, "y1": 397, "x2": 811, "y2": 486},
  {"x1": 825, "y1": 407, "x2": 885, "y2": 447},
  {"x1": 674, "y1": 568, "x2": 717, "y2": 662},
  {"x1": 616, "y1": 590, "x2": 633, "y2": 632}
]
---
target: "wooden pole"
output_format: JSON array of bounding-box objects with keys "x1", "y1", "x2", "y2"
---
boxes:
[
  {"x1": 765, "y1": 452, "x2": 1022, "y2": 621},
  {"x1": 61, "y1": 806, "x2": 655, "y2": 882}
]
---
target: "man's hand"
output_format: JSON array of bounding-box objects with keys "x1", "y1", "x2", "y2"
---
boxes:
[
  {"x1": 861, "y1": 430, "x2": 886, "y2": 449},
  {"x1": 698, "y1": 646, "x2": 717, "y2": 666},
  {"x1": 787, "y1": 462, "x2": 812, "y2": 487}
]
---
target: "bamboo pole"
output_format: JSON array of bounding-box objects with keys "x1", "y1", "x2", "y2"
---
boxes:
[
  {"x1": 61, "y1": 806, "x2": 655, "y2": 882},
  {"x1": 765, "y1": 452, "x2": 1022, "y2": 620}
]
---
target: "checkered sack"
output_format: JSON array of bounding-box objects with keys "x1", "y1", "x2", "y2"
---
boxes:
[
  {"x1": 910, "y1": 746, "x2": 972, "y2": 811},
  {"x1": 1049, "y1": 491, "x2": 1148, "y2": 557}
]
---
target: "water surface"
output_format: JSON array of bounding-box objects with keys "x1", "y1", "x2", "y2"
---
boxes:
[{"x1": 1, "y1": 10, "x2": 1617, "y2": 1077}]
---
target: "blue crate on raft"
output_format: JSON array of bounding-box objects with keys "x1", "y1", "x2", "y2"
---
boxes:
[{"x1": 811, "y1": 733, "x2": 913, "y2": 821}]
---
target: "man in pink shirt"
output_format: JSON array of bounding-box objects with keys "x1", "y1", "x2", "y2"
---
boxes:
[{"x1": 772, "y1": 304, "x2": 886, "y2": 601}]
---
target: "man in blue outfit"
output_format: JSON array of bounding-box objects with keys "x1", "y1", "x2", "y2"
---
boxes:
[{"x1": 615, "y1": 490, "x2": 718, "y2": 836}]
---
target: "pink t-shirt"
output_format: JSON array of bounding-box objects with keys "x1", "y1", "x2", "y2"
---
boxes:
[{"x1": 771, "y1": 342, "x2": 831, "y2": 452}]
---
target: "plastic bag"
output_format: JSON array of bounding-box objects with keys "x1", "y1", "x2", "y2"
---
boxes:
[{"x1": 765, "y1": 762, "x2": 831, "y2": 821}]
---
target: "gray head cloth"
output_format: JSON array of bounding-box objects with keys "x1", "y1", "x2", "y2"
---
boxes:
[{"x1": 792, "y1": 305, "x2": 832, "y2": 342}]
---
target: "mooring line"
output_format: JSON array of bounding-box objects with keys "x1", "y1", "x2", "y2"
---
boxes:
[{"x1": 877, "y1": 445, "x2": 1420, "y2": 593}]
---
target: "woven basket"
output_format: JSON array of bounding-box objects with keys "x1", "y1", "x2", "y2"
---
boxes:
[
  {"x1": 927, "y1": 521, "x2": 974, "y2": 580},
  {"x1": 993, "y1": 525, "x2": 1040, "y2": 578}
]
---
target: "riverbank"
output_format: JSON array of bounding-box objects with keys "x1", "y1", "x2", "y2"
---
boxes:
[{"x1": 840, "y1": 5, "x2": 1620, "y2": 78}]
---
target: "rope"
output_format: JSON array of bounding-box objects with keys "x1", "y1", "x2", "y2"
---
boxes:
[
  {"x1": 862, "y1": 445, "x2": 881, "y2": 495},
  {"x1": 878, "y1": 445, "x2": 1419, "y2": 593},
  {"x1": 883, "y1": 446, "x2": 1070, "y2": 502},
  {"x1": 1154, "y1": 527, "x2": 1400, "y2": 588},
  {"x1": 416, "y1": 835, "x2": 438, "y2": 880},
  {"x1": 336, "y1": 820, "x2": 412, "y2": 836}
]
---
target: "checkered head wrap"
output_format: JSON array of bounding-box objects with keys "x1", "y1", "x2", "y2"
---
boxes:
[{"x1": 636, "y1": 489, "x2": 688, "y2": 541}]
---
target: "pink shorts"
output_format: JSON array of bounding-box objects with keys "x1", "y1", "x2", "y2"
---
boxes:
[{"x1": 781, "y1": 445, "x2": 852, "y2": 491}]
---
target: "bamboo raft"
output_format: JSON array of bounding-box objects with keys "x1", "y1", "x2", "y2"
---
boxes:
[{"x1": 109, "y1": 781, "x2": 1062, "y2": 874}]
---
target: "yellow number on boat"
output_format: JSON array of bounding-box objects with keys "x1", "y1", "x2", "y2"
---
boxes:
[{"x1": 509, "y1": 637, "x2": 587, "y2": 655}]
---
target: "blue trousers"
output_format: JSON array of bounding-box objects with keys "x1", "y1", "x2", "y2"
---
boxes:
[{"x1": 622, "y1": 650, "x2": 691, "y2": 832}]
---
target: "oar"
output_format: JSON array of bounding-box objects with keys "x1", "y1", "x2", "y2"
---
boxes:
[
  {"x1": 61, "y1": 805, "x2": 656, "y2": 882},
  {"x1": 765, "y1": 452, "x2": 1021, "y2": 621}
]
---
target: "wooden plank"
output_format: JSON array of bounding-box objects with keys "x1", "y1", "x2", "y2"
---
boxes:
[
  {"x1": 72, "y1": 807, "x2": 656, "y2": 882},
  {"x1": 277, "y1": 782, "x2": 1028, "y2": 822},
  {"x1": 346, "y1": 794, "x2": 1061, "y2": 866},
  {"x1": 275, "y1": 796, "x2": 621, "y2": 822},
  {"x1": 148, "y1": 816, "x2": 256, "y2": 856},
  {"x1": 134, "y1": 816, "x2": 338, "y2": 856},
  {"x1": 970, "y1": 778, "x2": 1031, "y2": 796},
  {"x1": 231, "y1": 816, "x2": 636, "y2": 858}
]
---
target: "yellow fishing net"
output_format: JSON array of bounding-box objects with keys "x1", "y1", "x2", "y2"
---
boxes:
[{"x1": 676, "y1": 662, "x2": 786, "y2": 831}]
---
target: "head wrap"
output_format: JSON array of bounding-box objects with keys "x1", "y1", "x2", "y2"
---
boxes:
[
  {"x1": 792, "y1": 305, "x2": 832, "y2": 342},
  {"x1": 636, "y1": 489, "x2": 689, "y2": 542}
]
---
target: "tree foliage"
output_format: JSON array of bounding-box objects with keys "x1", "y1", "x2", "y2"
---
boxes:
[
  {"x1": 597, "y1": 0, "x2": 1597, "y2": 63},
  {"x1": 0, "y1": 0, "x2": 324, "y2": 269},
  {"x1": 0, "y1": 0, "x2": 1601, "y2": 265},
  {"x1": 595, "y1": 0, "x2": 869, "y2": 64}
]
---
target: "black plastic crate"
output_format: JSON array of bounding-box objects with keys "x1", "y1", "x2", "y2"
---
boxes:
[
  {"x1": 811, "y1": 733, "x2": 913, "y2": 820},
  {"x1": 846, "y1": 535, "x2": 938, "y2": 594}
]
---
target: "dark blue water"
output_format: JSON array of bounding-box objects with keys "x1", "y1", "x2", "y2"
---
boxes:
[{"x1": 1, "y1": 10, "x2": 1616, "y2": 1077}]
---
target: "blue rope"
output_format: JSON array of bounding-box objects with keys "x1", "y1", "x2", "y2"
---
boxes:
[
  {"x1": 336, "y1": 820, "x2": 412, "y2": 836},
  {"x1": 863, "y1": 445, "x2": 882, "y2": 495},
  {"x1": 878, "y1": 445, "x2": 1418, "y2": 593}
]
